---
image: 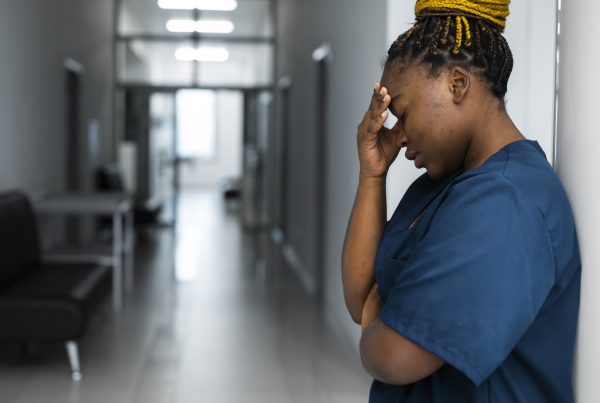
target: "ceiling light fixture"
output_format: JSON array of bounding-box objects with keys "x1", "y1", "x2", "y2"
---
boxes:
[
  {"x1": 196, "y1": 20, "x2": 234, "y2": 33},
  {"x1": 158, "y1": 0, "x2": 238, "y2": 11},
  {"x1": 166, "y1": 20, "x2": 196, "y2": 32},
  {"x1": 166, "y1": 19, "x2": 235, "y2": 33},
  {"x1": 175, "y1": 47, "x2": 230, "y2": 62}
]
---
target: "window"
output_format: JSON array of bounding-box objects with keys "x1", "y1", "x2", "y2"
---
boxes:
[{"x1": 176, "y1": 89, "x2": 217, "y2": 159}]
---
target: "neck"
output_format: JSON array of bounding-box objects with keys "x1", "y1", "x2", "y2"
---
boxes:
[{"x1": 462, "y1": 101, "x2": 524, "y2": 173}]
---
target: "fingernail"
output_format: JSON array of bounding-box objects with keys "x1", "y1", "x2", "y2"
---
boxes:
[{"x1": 381, "y1": 111, "x2": 388, "y2": 118}]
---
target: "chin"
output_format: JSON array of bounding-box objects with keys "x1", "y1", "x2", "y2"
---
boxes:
[
  {"x1": 425, "y1": 167, "x2": 451, "y2": 181},
  {"x1": 429, "y1": 166, "x2": 464, "y2": 181},
  {"x1": 425, "y1": 169, "x2": 441, "y2": 181}
]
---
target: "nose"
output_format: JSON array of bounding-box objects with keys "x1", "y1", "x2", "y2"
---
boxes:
[{"x1": 397, "y1": 130, "x2": 408, "y2": 148}]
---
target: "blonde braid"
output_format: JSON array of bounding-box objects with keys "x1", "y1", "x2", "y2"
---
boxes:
[
  {"x1": 416, "y1": 0, "x2": 507, "y2": 53},
  {"x1": 415, "y1": 0, "x2": 510, "y2": 30},
  {"x1": 453, "y1": 16, "x2": 463, "y2": 54},
  {"x1": 462, "y1": 16, "x2": 472, "y2": 46}
]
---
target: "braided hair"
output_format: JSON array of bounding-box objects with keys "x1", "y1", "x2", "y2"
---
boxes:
[{"x1": 387, "y1": 0, "x2": 513, "y2": 101}]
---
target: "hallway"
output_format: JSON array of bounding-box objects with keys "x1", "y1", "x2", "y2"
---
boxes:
[{"x1": 0, "y1": 188, "x2": 371, "y2": 403}]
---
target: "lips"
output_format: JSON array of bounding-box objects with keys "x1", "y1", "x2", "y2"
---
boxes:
[{"x1": 405, "y1": 149, "x2": 424, "y2": 168}]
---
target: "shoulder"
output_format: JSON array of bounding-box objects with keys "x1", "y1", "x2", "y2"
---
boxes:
[
  {"x1": 442, "y1": 170, "x2": 544, "y2": 223},
  {"x1": 442, "y1": 141, "x2": 565, "y2": 228}
]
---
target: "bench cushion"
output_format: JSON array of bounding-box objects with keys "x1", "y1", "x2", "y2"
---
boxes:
[
  {"x1": 0, "y1": 263, "x2": 111, "y2": 340},
  {"x1": 0, "y1": 192, "x2": 41, "y2": 287}
]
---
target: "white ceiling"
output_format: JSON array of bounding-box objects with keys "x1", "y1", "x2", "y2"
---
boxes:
[
  {"x1": 119, "y1": 0, "x2": 273, "y2": 37},
  {"x1": 117, "y1": 0, "x2": 274, "y2": 86}
]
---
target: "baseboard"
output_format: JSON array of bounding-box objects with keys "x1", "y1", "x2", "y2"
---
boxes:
[
  {"x1": 268, "y1": 226, "x2": 361, "y2": 360},
  {"x1": 282, "y1": 243, "x2": 316, "y2": 295}
]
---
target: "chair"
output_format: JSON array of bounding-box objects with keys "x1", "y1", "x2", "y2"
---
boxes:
[{"x1": 0, "y1": 191, "x2": 111, "y2": 380}]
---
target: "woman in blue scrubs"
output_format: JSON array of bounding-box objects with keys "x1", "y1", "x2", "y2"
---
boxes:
[{"x1": 341, "y1": 1, "x2": 581, "y2": 402}]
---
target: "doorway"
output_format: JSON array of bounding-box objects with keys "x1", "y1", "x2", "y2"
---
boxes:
[
  {"x1": 65, "y1": 62, "x2": 83, "y2": 192},
  {"x1": 174, "y1": 89, "x2": 243, "y2": 190},
  {"x1": 313, "y1": 44, "x2": 332, "y2": 302}
]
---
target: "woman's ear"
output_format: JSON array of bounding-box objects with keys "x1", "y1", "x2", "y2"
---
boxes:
[{"x1": 448, "y1": 66, "x2": 470, "y2": 104}]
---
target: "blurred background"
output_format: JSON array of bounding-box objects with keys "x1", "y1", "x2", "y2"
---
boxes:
[{"x1": 0, "y1": 0, "x2": 599, "y2": 402}]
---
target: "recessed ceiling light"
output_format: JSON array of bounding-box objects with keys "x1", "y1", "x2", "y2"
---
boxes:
[
  {"x1": 166, "y1": 20, "x2": 197, "y2": 33},
  {"x1": 158, "y1": 0, "x2": 238, "y2": 11},
  {"x1": 175, "y1": 47, "x2": 230, "y2": 62},
  {"x1": 166, "y1": 19, "x2": 235, "y2": 34},
  {"x1": 196, "y1": 20, "x2": 234, "y2": 33}
]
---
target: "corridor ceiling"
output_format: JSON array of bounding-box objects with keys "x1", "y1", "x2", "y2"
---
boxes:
[{"x1": 117, "y1": 0, "x2": 274, "y2": 87}]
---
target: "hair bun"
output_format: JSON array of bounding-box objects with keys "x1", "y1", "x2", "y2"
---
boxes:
[{"x1": 415, "y1": 0, "x2": 510, "y2": 31}]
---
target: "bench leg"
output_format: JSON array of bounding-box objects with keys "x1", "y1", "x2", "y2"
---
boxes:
[
  {"x1": 125, "y1": 208, "x2": 135, "y2": 292},
  {"x1": 65, "y1": 341, "x2": 82, "y2": 381}
]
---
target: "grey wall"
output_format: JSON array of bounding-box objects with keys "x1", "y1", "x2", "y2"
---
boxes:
[
  {"x1": 276, "y1": 0, "x2": 388, "y2": 345},
  {"x1": 0, "y1": 0, "x2": 114, "y2": 193},
  {"x1": 556, "y1": 1, "x2": 600, "y2": 401}
]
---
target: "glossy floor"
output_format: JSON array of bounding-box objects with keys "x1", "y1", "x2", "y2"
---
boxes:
[{"x1": 0, "y1": 189, "x2": 371, "y2": 403}]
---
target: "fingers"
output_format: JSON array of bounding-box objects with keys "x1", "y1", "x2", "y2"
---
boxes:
[
  {"x1": 365, "y1": 83, "x2": 391, "y2": 134},
  {"x1": 367, "y1": 110, "x2": 389, "y2": 134},
  {"x1": 369, "y1": 83, "x2": 390, "y2": 116}
]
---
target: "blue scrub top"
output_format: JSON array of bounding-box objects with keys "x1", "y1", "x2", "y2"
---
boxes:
[{"x1": 370, "y1": 140, "x2": 581, "y2": 403}]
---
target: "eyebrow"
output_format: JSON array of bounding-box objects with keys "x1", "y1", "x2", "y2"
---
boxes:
[{"x1": 390, "y1": 93, "x2": 403, "y2": 102}]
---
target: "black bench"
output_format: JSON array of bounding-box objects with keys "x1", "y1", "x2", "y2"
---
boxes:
[{"x1": 0, "y1": 191, "x2": 111, "y2": 380}]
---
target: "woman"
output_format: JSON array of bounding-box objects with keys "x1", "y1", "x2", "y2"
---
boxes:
[{"x1": 341, "y1": 1, "x2": 581, "y2": 402}]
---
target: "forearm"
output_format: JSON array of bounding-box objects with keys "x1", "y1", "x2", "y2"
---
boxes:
[
  {"x1": 342, "y1": 175, "x2": 388, "y2": 323},
  {"x1": 360, "y1": 319, "x2": 446, "y2": 385}
]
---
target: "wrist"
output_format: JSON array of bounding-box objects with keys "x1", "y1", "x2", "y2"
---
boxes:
[{"x1": 359, "y1": 173, "x2": 387, "y2": 186}]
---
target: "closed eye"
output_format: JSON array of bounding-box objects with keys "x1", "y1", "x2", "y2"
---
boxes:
[{"x1": 388, "y1": 102, "x2": 405, "y2": 123}]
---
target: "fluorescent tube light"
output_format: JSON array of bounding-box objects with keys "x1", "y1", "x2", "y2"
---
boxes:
[
  {"x1": 166, "y1": 20, "x2": 197, "y2": 33},
  {"x1": 166, "y1": 19, "x2": 235, "y2": 33},
  {"x1": 175, "y1": 47, "x2": 230, "y2": 62},
  {"x1": 175, "y1": 47, "x2": 198, "y2": 61},
  {"x1": 158, "y1": 0, "x2": 238, "y2": 11},
  {"x1": 196, "y1": 20, "x2": 234, "y2": 33}
]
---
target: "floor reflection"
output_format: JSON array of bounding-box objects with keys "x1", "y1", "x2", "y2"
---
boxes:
[{"x1": 0, "y1": 187, "x2": 370, "y2": 403}]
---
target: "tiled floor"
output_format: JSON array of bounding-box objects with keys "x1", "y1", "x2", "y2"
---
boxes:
[{"x1": 0, "y1": 188, "x2": 371, "y2": 402}]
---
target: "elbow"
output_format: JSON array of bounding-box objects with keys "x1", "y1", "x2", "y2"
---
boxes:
[
  {"x1": 366, "y1": 366, "x2": 414, "y2": 386},
  {"x1": 359, "y1": 322, "x2": 445, "y2": 386},
  {"x1": 343, "y1": 294, "x2": 364, "y2": 324},
  {"x1": 360, "y1": 335, "x2": 402, "y2": 385},
  {"x1": 350, "y1": 310, "x2": 362, "y2": 325},
  {"x1": 360, "y1": 346, "x2": 413, "y2": 386}
]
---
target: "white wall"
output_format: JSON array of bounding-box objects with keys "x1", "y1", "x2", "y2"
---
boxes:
[
  {"x1": 556, "y1": 1, "x2": 600, "y2": 401},
  {"x1": 276, "y1": 0, "x2": 389, "y2": 354},
  {"x1": 179, "y1": 91, "x2": 243, "y2": 188},
  {"x1": 385, "y1": 1, "x2": 424, "y2": 219},
  {"x1": 384, "y1": 0, "x2": 557, "y2": 218},
  {"x1": 504, "y1": 0, "x2": 556, "y2": 165}
]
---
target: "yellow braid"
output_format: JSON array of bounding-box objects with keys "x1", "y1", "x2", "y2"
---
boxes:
[
  {"x1": 416, "y1": 0, "x2": 507, "y2": 53},
  {"x1": 415, "y1": 0, "x2": 510, "y2": 30},
  {"x1": 453, "y1": 16, "x2": 462, "y2": 54},
  {"x1": 462, "y1": 16, "x2": 472, "y2": 46}
]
